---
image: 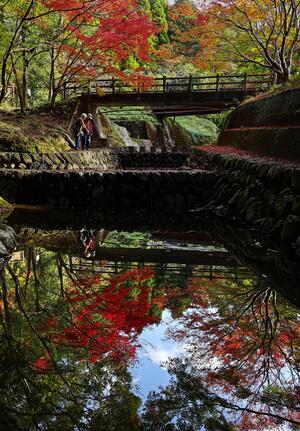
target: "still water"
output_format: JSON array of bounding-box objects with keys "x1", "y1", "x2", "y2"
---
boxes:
[{"x1": 0, "y1": 208, "x2": 300, "y2": 431}]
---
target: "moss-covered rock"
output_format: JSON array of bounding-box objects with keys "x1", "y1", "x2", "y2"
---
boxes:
[
  {"x1": 0, "y1": 197, "x2": 11, "y2": 209},
  {"x1": 168, "y1": 116, "x2": 218, "y2": 147},
  {"x1": 0, "y1": 196, "x2": 12, "y2": 220}
]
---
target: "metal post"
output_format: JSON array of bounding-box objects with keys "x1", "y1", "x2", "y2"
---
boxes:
[
  {"x1": 243, "y1": 73, "x2": 248, "y2": 91},
  {"x1": 163, "y1": 76, "x2": 167, "y2": 93},
  {"x1": 112, "y1": 77, "x2": 115, "y2": 95},
  {"x1": 216, "y1": 74, "x2": 220, "y2": 92},
  {"x1": 188, "y1": 75, "x2": 193, "y2": 93}
]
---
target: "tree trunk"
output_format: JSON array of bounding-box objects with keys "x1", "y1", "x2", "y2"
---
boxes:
[
  {"x1": 48, "y1": 45, "x2": 55, "y2": 104},
  {"x1": 50, "y1": 89, "x2": 58, "y2": 107},
  {"x1": 10, "y1": 57, "x2": 25, "y2": 113},
  {"x1": 20, "y1": 25, "x2": 29, "y2": 110},
  {"x1": 273, "y1": 68, "x2": 291, "y2": 84},
  {"x1": 22, "y1": 55, "x2": 29, "y2": 110}
]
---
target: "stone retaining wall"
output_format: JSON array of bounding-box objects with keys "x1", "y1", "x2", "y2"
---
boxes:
[
  {"x1": 0, "y1": 168, "x2": 215, "y2": 214},
  {"x1": 0, "y1": 148, "x2": 188, "y2": 171},
  {"x1": 190, "y1": 149, "x2": 300, "y2": 247},
  {"x1": 218, "y1": 87, "x2": 300, "y2": 161}
]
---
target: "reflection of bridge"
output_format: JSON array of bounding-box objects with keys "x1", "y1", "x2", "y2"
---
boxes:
[
  {"x1": 68, "y1": 74, "x2": 272, "y2": 117},
  {"x1": 69, "y1": 247, "x2": 238, "y2": 266},
  {"x1": 68, "y1": 259, "x2": 257, "y2": 282}
]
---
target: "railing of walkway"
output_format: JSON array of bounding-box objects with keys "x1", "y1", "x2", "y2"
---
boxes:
[
  {"x1": 1, "y1": 85, "x2": 15, "y2": 99},
  {"x1": 63, "y1": 73, "x2": 273, "y2": 98},
  {"x1": 67, "y1": 259, "x2": 258, "y2": 282}
]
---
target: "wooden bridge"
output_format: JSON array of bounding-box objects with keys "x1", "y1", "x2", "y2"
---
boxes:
[{"x1": 68, "y1": 73, "x2": 273, "y2": 116}]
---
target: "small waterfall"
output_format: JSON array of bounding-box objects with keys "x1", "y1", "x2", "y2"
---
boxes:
[
  {"x1": 97, "y1": 112, "x2": 114, "y2": 138},
  {"x1": 146, "y1": 121, "x2": 158, "y2": 144},
  {"x1": 163, "y1": 118, "x2": 175, "y2": 148},
  {"x1": 117, "y1": 125, "x2": 139, "y2": 147}
]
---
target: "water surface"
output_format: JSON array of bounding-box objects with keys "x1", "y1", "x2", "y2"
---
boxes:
[{"x1": 1, "y1": 210, "x2": 299, "y2": 430}]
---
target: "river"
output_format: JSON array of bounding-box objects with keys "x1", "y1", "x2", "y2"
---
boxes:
[{"x1": 0, "y1": 207, "x2": 299, "y2": 431}]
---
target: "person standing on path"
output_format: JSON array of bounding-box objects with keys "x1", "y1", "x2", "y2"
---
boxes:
[
  {"x1": 86, "y1": 113, "x2": 94, "y2": 150},
  {"x1": 80, "y1": 113, "x2": 89, "y2": 150},
  {"x1": 73, "y1": 113, "x2": 88, "y2": 150}
]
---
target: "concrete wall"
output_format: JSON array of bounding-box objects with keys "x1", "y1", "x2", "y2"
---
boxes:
[{"x1": 218, "y1": 87, "x2": 300, "y2": 161}]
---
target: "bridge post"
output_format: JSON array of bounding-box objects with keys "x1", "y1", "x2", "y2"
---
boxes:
[
  {"x1": 243, "y1": 73, "x2": 248, "y2": 91},
  {"x1": 163, "y1": 76, "x2": 167, "y2": 93},
  {"x1": 112, "y1": 77, "x2": 115, "y2": 95},
  {"x1": 188, "y1": 75, "x2": 193, "y2": 93},
  {"x1": 216, "y1": 74, "x2": 220, "y2": 92}
]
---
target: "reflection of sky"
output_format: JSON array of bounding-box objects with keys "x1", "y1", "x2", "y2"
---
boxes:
[{"x1": 131, "y1": 310, "x2": 185, "y2": 402}]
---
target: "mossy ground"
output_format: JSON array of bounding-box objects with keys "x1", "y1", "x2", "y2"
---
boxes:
[{"x1": 0, "y1": 100, "x2": 76, "y2": 153}]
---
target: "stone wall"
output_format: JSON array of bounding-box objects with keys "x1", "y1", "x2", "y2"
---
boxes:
[
  {"x1": 190, "y1": 148, "x2": 300, "y2": 248},
  {"x1": 0, "y1": 148, "x2": 188, "y2": 171},
  {"x1": 0, "y1": 168, "x2": 216, "y2": 214},
  {"x1": 218, "y1": 87, "x2": 300, "y2": 161}
]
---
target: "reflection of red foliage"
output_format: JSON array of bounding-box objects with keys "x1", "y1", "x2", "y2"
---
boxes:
[
  {"x1": 170, "y1": 277, "x2": 300, "y2": 430},
  {"x1": 36, "y1": 268, "x2": 163, "y2": 369},
  {"x1": 34, "y1": 356, "x2": 51, "y2": 373}
]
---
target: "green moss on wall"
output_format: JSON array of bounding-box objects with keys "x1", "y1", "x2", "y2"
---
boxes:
[{"x1": 169, "y1": 116, "x2": 218, "y2": 147}]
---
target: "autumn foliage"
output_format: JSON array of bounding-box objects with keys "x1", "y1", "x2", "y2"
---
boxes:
[
  {"x1": 34, "y1": 267, "x2": 164, "y2": 370},
  {"x1": 168, "y1": 277, "x2": 300, "y2": 429}
]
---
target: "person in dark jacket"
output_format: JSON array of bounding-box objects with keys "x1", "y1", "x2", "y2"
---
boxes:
[{"x1": 73, "y1": 113, "x2": 88, "y2": 150}]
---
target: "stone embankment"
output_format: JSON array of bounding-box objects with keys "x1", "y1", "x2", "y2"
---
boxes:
[
  {"x1": 0, "y1": 148, "x2": 188, "y2": 171},
  {"x1": 0, "y1": 168, "x2": 215, "y2": 214},
  {"x1": 218, "y1": 87, "x2": 300, "y2": 161},
  {"x1": 190, "y1": 148, "x2": 300, "y2": 248}
]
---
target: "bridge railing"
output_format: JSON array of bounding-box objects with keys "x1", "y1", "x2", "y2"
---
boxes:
[
  {"x1": 66, "y1": 258, "x2": 257, "y2": 282},
  {"x1": 0, "y1": 85, "x2": 15, "y2": 99},
  {"x1": 63, "y1": 73, "x2": 273, "y2": 98}
]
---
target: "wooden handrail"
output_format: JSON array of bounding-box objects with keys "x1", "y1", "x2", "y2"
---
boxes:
[{"x1": 63, "y1": 73, "x2": 273, "y2": 98}]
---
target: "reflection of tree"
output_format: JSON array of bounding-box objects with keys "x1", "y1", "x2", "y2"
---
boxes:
[
  {"x1": 38, "y1": 267, "x2": 163, "y2": 366},
  {"x1": 142, "y1": 358, "x2": 235, "y2": 431},
  {"x1": 161, "y1": 277, "x2": 300, "y2": 430},
  {"x1": 0, "y1": 251, "x2": 165, "y2": 430},
  {"x1": 142, "y1": 357, "x2": 300, "y2": 431}
]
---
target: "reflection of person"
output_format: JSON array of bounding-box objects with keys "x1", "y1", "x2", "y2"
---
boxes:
[
  {"x1": 80, "y1": 229, "x2": 111, "y2": 259},
  {"x1": 80, "y1": 228, "x2": 96, "y2": 258},
  {"x1": 84, "y1": 236, "x2": 97, "y2": 258}
]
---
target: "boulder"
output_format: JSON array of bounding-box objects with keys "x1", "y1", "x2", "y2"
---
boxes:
[
  {"x1": 280, "y1": 215, "x2": 300, "y2": 243},
  {"x1": 0, "y1": 223, "x2": 17, "y2": 257}
]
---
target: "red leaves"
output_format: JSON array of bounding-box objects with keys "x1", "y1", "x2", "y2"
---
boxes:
[
  {"x1": 35, "y1": 267, "x2": 163, "y2": 369},
  {"x1": 195, "y1": 145, "x2": 296, "y2": 165},
  {"x1": 33, "y1": 356, "x2": 51, "y2": 373},
  {"x1": 42, "y1": 0, "x2": 157, "y2": 83}
]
